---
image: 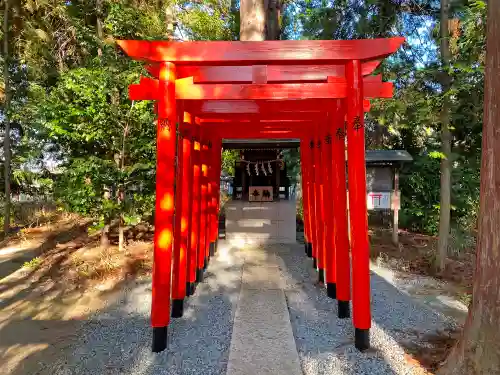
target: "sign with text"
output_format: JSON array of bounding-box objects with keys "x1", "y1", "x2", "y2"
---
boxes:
[
  {"x1": 366, "y1": 191, "x2": 401, "y2": 210},
  {"x1": 367, "y1": 192, "x2": 391, "y2": 209},
  {"x1": 249, "y1": 186, "x2": 273, "y2": 202}
]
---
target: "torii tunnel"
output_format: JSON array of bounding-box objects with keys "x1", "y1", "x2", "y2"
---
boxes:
[{"x1": 118, "y1": 37, "x2": 405, "y2": 353}]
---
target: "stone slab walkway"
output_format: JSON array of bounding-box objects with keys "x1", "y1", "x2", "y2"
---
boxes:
[{"x1": 226, "y1": 249, "x2": 302, "y2": 375}]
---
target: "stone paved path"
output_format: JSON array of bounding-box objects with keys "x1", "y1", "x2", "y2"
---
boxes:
[{"x1": 226, "y1": 247, "x2": 302, "y2": 375}]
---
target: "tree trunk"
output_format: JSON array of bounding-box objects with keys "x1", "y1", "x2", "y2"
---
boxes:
[
  {"x1": 165, "y1": 6, "x2": 175, "y2": 40},
  {"x1": 266, "y1": 0, "x2": 281, "y2": 40},
  {"x1": 3, "y1": 0, "x2": 11, "y2": 237},
  {"x1": 96, "y1": 0, "x2": 103, "y2": 56},
  {"x1": 240, "y1": 0, "x2": 266, "y2": 41},
  {"x1": 101, "y1": 223, "x2": 110, "y2": 248},
  {"x1": 240, "y1": 0, "x2": 282, "y2": 41},
  {"x1": 101, "y1": 186, "x2": 110, "y2": 248},
  {"x1": 436, "y1": 0, "x2": 452, "y2": 272},
  {"x1": 437, "y1": 2, "x2": 500, "y2": 374}
]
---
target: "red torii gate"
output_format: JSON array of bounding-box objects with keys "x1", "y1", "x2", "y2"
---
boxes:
[{"x1": 118, "y1": 37, "x2": 405, "y2": 354}]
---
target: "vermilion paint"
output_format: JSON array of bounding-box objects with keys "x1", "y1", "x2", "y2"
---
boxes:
[
  {"x1": 185, "y1": 129, "x2": 197, "y2": 287},
  {"x1": 310, "y1": 134, "x2": 318, "y2": 265},
  {"x1": 323, "y1": 112, "x2": 336, "y2": 286},
  {"x1": 346, "y1": 60, "x2": 371, "y2": 330},
  {"x1": 332, "y1": 100, "x2": 351, "y2": 305},
  {"x1": 171, "y1": 110, "x2": 187, "y2": 301},
  {"x1": 200, "y1": 143, "x2": 209, "y2": 266},
  {"x1": 118, "y1": 37, "x2": 405, "y2": 353},
  {"x1": 151, "y1": 62, "x2": 176, "y2": 328},
  {"x1": 316, "y1": 125, "x2": 326, "y2": 279},
  {"x1": 299, "y1": 139, "x2": 310, "y2": 249}
]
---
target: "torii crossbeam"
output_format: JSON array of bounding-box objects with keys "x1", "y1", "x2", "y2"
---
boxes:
[{"x1": 117, "y1": 37, "x2": 405, "y2": 354}]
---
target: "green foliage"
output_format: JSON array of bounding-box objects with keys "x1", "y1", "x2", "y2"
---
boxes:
[
  {"x1": 3, "y1": 0, "x2": 237, "y2": 229},
  {"x1": 221, "y1": 150, "x2": 239, "y2": 176},
  {"x1": 2, "y1": 0, "x2": 485, "y2": 246},
  {"x1": 23, "y1": 257, "x2": 42, "y2": 270}
]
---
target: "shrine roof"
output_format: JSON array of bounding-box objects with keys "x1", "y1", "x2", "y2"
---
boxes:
[
  {"x1": 365, "y1": 150, "x2": 413, "y2": 163},
  {"x1": 222, "y1": 139, "x2": 300, "y2": 149},
  {"x1": 117, "y1": 38, "x2": 405, "y2": 65}
]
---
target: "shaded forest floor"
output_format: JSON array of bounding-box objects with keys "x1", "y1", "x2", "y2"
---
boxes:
[
  {"x1": 0, "y1": 213, "x2": 154, "y2": 373},
  {"x1": 0, "y1": 215, "x2": 475, "y2": 374}
]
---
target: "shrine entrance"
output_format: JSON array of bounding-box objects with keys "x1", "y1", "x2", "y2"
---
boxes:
[
  {"x1": 118, "y1": 37, "x2": 405, "y2": 354},
  {"x1": 224, "y1": 139, "x2": 297, "y2": 245}
]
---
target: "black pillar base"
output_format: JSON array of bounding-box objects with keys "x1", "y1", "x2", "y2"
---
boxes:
[
  {"x1": 304, "y1": 243, "x2": 308, "y2": 254},
  {"x1": 186, "y1": 282, "x2": 195, "y2": 296},
  {"x1": 215, "y1": 239, "x2": 218, "y2": 252},
  {"x1": 196, "y1": 268, "x2": 204, "y2": 283},
  {"x1": 152, "y1": 326, "x2": 168, "y2": 353},
  {"x1": 338, "y1": 300, "x2": 350, "y2": 319},
  {"x1": 203, "y1": 256, "x2": 208, "y2": 270},
  {"x1": 318, "y1": 268, "x2": 325, "y2": 283},
  {"x1": 209, "y1": 242, "x2": 215, "y2": 257},
  {"x1": 171, "y1": 298, "x2": 184, "y2": 318},
  {"x1": 313, "y1": 258, "x2": 317, "y2": 270},
  {"x1": 307, "y1": 243, "x2": 313, "y2": 258},
  {"x1": 355, "y1": 328, "x2": 370, "y2": 351},
  {"x1": 327, "y1": 283, "x2": 337, "y2": 299}
]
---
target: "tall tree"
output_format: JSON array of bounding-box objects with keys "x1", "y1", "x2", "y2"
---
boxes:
[
  {"x1": 266, "y1": 0, "x2": 282, "y2": 40},
  {"x1": 240, "y1": 0, "x2": 266, "y2": 41},
  {"x1": 436, "y1": 0, "x2": 452, "y2": 271},
  {"x1": 438, "y1": 0, "x2": 500, "y2": 372},
  {"x1": 2, "y1": 0, "x2": 11, "y2": 236},
  {"x1": 240, "y1": 0, "x2": 283, "y2": 41}
]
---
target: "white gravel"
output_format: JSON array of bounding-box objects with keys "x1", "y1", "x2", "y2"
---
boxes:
[
  {"x1": 47, "y1": 244, "x2": 245, "y2": 375},
  {"x1": 44, "y1": 242, "x2": 456, "y2": 375},
  {"x1": 272, "y1": 242, "x2": 457, "y2": 375}
]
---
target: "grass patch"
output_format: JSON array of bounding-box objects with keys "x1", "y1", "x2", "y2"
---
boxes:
[{"x1": 23, "y1": 257, "x2": 42, "y2": 270}]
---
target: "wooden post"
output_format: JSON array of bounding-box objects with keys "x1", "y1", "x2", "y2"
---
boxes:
[
  {"x1": 207, "y1": 140, "x2": 216, "y2": 260},
  {"x1": 171, "y1": 108, "x2": 188, "y2": 318},
  {"x1": 316, "y1": 126, "x2": 326, "y2": 283},
  {"x1": 310, "y1": 134, "x2": 318, "y2": 269},
  {"x1": 200, "y1": 142, "x2": 209, "y2": 270},
  {"x1": 192, "y1": 129, "x2": 204, "y2": 284},
  {"x1": 152, "y1": 62, "x2": 176, "y2": 353},
  {"x1": 186, "y1": 128, "x2": 197, "y2": 296},
  {"x1": 213, "y1": 139, "x2": 223, "y2": 252},
  {"x1": 332, "y1": 100, "x2": 350, "y2": 312},
  {"x1": 305, "y1": 140, "x2": 314, "y2": 258},
  {"x1": 392, "y1": 168, "x2": 399, "y2": 246},
  {"x1": 300, "y1": 139, "x2": 310, "y2": 255},
  {"x1": 346, "y1": 59, "x2": 371, "y2": 351},
  {"x1": 323, "y1": 108, "x2": 336, "y2": 295}
]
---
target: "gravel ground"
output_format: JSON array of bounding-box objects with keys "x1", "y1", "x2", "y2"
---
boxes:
[
  {"x1": 271, "y1": 243, "x2": 457, "y2": 375},
  {"x1": 42, "y1": 242, "x2": 456, "y2": 375},
  {"x1": 46, "y1": 244, "x2": 245, "y2": 375}
]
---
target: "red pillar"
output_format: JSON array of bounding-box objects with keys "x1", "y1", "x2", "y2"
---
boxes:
[
  {"x1": 305, "y1": 139, "x2": 314, "y2": 258},
  {"x1": 299, "y1": 139, "x2": 311, "y2": 255},
  {"x1": 192, "y1": 129, "x2": 204, "y2": 284},
  {"x1": 332, "y1": 100, "x2": 351, "y2": 318},
  {"x1": 185, "y1": 128, "x2": 197, "y2": 296},
  {"x1": 211, "y1": 139, "x2": 222, "y2": 253},
  {"x1": 314, "y1": 126, "x2": 325, "y2": 282},
  {"x1": 346, "y1": 60, "x2": 371, "y2": 351},
  {"x1": 171, "y1": 109, "x2": 188, "y2": 318},
  {"x1": 310, "y1": 135, "x2": 318, "y2": 268},
  {"x1": 200, "y1": 142, "x2": 209, "y2": 271},
  {"x1": 315, "y1": 126, "x2": 326, "y2": 281},
  {"x1": 151, "y1": 62, "x2": 176, "y2": 353},
  {"x1": 323, "y1": 113, "x2": 336, "y2": 296},
  {"x1": 207, "y1": 140, "x2": 216, "y2": 259}
]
